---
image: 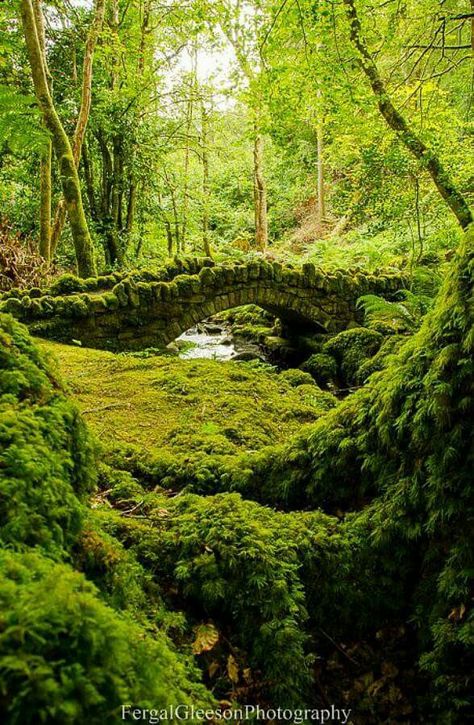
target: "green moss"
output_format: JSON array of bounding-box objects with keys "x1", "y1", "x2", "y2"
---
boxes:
[
  {"x1": 301, "y1": 353, "x2": 338, "y2": 387},
  {"x1": 279, "y1": 368, "x2": 315, "y2": 387},
  {"x1": 356, "y1": 334, "x2": 405, "y2": 383},
  {"x1": 250, "y1": 226, "x2": 474, "y2": 717},
  {"x1": 36, "y1": 341, "x2": 332, "y2": 474},
  {"x1": 294, "y1": 383, "x2": 337, "y2": 412},
  {"x1": 0, "y1": 549, "x2": 212, "y2": 723},
  {"x1": 0, "y1": 233, "x2": 470, "y2": 721},
  {"x1": 323, "y1": 327, "x2": 383, "y2": 384},
  {"x1": 48, "y1": 274, "x2": 87, "y2": 296},
  {"x1": 216, "y1": 303, "x2": 273, "y2": 327},
  {"x1": 0, "y1": 314, "x2": 95, "y2": 556},
  {"x1": 234, "y1": 323, "x2": 274, "y2": 341},
  {"x1": 0, "y1": 313, "x2": 215, "y2": 722},
  {"x1": 0, "y1": 297, "x2": 24, "y2": 317},
  {"x1": 100, "y1": 492, "x2": 347, "y2": 707}
]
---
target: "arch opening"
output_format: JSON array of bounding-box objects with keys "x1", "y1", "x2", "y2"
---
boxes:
[{"x1": 167, "y1": 303, "x2": 326, "y2": 365}]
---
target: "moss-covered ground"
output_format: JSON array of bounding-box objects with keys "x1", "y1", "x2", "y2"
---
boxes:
[{"x1": 37, "y1": 340, "x2": 334, "y2": 464}]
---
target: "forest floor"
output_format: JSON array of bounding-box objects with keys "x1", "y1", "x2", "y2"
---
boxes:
[
  {"x1": 38, "y1": 340, "x2": 335, "y2": 464},
  {"x1": 35, "y1": 337, "x2": 422, "y2": 721}
]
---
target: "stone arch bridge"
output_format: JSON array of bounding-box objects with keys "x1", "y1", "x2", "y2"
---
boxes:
[{"x1": 1, "y1": 259, "x2": 406, "y2": 351}]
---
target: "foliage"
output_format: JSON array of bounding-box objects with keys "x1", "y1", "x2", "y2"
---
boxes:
[
  {"x1": 357, "y1": 289, "x2": 433, "y2": 333},
  {"x1": 0, "y1": 549, "x2": 212, "y2": 724},
  {"x1": 99, "y1": 492, "x2": 342, "y2": 707},
  {"x1": 1, "y1": 0, "x2": 473, "y2": 718},
  {"x1": 0, "y1": 85, "x2": 48, "y2": 155},
  {"x1": 1, "y1": 0, "x2": 471, "y2": 267},
  {"x1": 274, "y1": 225, "x2": 474, "y2": 717},
  {"x1": 356, "y1": 335, "x2": 405, "y2": 384}
]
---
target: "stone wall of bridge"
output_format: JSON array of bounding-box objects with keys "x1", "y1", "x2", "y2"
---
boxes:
[{"x1": 0, "y1": 260, "x2": 407, "y2": 351}]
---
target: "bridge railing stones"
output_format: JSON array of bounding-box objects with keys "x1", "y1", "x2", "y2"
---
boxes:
[
  {"x1": 0, "y1": 260, "x2": 408, "y2": 352},
  {"x1": 0, "y1": 255, "x2": 215, "y2": 303}
]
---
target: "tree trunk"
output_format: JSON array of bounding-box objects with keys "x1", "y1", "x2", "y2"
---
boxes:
[
  {"x1": 111, "y1": 136, "x2": 123, "y2": 234},
  {"x1": 171, "y1": 188, "x2": 180, "y2": 253},
  {"x1": 343, "y1": 0, "x2": 472, "y2": 230},
  {"x1": 253, "y1": 127, "x2": 268, "y2": 251},
  {"x1": 82, "y1": 139, "x2": 97, "y2": 220},
  {"x1": 49, "y1": 0, "x2": 106, "y2": 255},
  {"x1": 20, "y1": 0, "x2": 96, "y2": 277},
  {"x1": 138, "y1": 0, "x2": 151, "y2": 74},
  {"x1": 97, "y1": 130, "x2": 112, "y2": 217},
  {"x1": 125, "y1": 182, "x2": 136, "y2": 237},
  {"x1": 316, "y1": 119, "x2": 325, "y2": 225},
  {"x1": 201, "y1": 100, "x2": 212, "y2": 258},
  {"x1": 182, "y1": 70, "x2": 196, "y2": 253},
  {"x1": 39, "y1": 139, "x2": 52, "y2": 261},
  {"x1": 32, "y1": 0, "x2": 51, "y2": 262},
  {"x1": 165, "y1": 220, "x2": 173, "y2": 256},
  {"x1": 96, "y1": 129, "x2": 120, "y2": 265}
]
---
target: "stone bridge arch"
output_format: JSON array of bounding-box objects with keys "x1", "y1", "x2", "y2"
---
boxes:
[
  {"x1": 1, "y1": 260, "x2": 407, "y2": 352},
  {"x1": 158, "y1": 278, "x2": 334, "y2": 346}
]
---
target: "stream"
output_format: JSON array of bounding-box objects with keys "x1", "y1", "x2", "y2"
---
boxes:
[{"x1": 174, "y1": 321, "x2": 268, "y2": 362}]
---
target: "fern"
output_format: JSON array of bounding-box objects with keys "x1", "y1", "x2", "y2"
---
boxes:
[
  {"x1": 0, "y1": 85, "x2": 49, "y2": 154},
  {"x1": 357, "y1": 290, "x2": 432, "y2": 333}
]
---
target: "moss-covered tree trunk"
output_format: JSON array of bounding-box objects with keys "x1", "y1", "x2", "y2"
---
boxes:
[
  {"x1": 39, "y1": 139, "x2": 52, "y2": 261},
  {"x1": 20, "y1": 0, "x2": 96, "y2": 277},
  {"x1": 316, "y1": 119, "x2": 325, "y2": 225},
  {"x1": 33, "y1": 0, "x2": 51, "y2": 262},
  {"x1": 49, "y1": 0, "x2": 106, "y2": 257},
  {"x1": 201, "y1": 99, "x2": 212, "y2": 258},
  {"x1": 253, "y1": 125, "x2": 268, "y2": 251},
  {"x1": 343, "y1": 0, "x2": 473, "y2": 230}
]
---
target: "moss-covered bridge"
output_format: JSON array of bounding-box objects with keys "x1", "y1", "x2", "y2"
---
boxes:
[{"x1": 0, "y1": 257, "x2": 407, "y2": 351}]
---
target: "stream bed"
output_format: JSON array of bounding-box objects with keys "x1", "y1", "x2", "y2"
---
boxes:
[{"x1": 175, "y1": 322, "x2": 268, "y2": 363}]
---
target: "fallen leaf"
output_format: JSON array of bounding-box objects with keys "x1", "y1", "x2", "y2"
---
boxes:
[
  {"x1": 227, "y1": 654, "x2": 239, "y2": 684},
  {"x1": 242, "y1": 667, "x2": 252, "y2": 683},
  {"x1": 448, "y1": 603, "x2": 466, "y2": 622},
  {"x1": 208, "y1": 661, "x2": 219, "y2": 679},
  {"x1": 192, "y1": 623, "x2": 219, "y2": 655}
]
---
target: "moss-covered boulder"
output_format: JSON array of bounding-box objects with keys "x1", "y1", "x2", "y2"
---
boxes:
[
  {"x1": 356, "y1": 334, "x2": 405, "y2": 383},
  {"x1": 323, "y1": 327, "x2": 383, "y2": 384},
  {"x1": 0, "y1": 313, "x2": 216, "y2": 721},
  {"x1": 279, "y1": 367, "x2": 315, "y2": 387},
  {"x1": 0, "y1": 314, "x2": 95, "y2": 555},
  {"x1": 301, "y1": 352, "x2": 338, "y2": 387}
]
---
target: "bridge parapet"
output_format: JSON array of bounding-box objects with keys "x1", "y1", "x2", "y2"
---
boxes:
[{"x1": 0, "y1": 261, "x2": 408, "y2": 351}]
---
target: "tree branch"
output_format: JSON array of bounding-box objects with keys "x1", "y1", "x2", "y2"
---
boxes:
[{"x1": 342, "y1": 0, "x2": 473, "y2": 230}]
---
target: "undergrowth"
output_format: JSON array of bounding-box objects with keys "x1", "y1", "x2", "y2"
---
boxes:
[{"x1": 0, "y1": 224, "x2": 472, "y2": 722}]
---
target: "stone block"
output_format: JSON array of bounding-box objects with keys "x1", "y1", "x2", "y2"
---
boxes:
[
  {"x1": 248, "y1": 262, "x2": 261, "y2": 280},
  {"x1": 272, "y1": 263, "x2": 283, "y2": 282},
  {"x1": 199, "y1": 267, "x2": 216, "y2": 287}
]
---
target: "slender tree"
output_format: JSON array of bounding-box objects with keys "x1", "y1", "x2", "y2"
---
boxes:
[
  {"x1": 49, "y1": 0, "x2": 106, "y2": 256},
  {"x1": 39, "y1": 138, "x2": 52, "y2": 260},
  {"x1": 252, "y1": 121, "x2": 268, "y2": 250},
  {"x1": 200, "y1": 97, "x2": 212, "y2": 257},
  {"x1": 343, "y1": 0, "x2": 473, "y2": 230},
  {"x1": 217, "y1": 1, "x2": 269, "y2": 250},
  {"x1": 19, "y1": 0, "x2": 96, "y2": 276},
  {"x1": 32, "y1": 0, "x2": 52, "y2": 262}
]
